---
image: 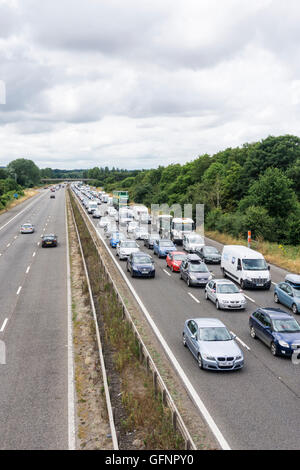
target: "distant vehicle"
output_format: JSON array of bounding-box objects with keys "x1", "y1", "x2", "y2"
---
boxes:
[
  {"x1": 92, "y1": 209, "x2": 101, "y2": 219},
  {"x1": 153, "y1": 239, "x2": 177, "y2": 258},
  {"x1": 144, "y1": 233, "x2": 160, "y2": 249},
  {"x1": 107, "y1": 207, "x2": 117, "y2": 217},
  {"x1": 127, "y1": 221, "x2": 139, "y2": 234},
  {"x1": 98, "y1": 217, "x2": 110, "y2": 228},
  {"x1": 196, "y1": 245, "x2": 221, "y2": 264},
  {"x1": 116, "y1": 240, "x2": 140, "y2": 260},
  {"x1": 249, "y1": 308, "x2": 300, "y2": 356},
  {"x1": 104, "y1": 223, "x2": 118, "y2": 238},
  {"x1": 154, "y1": 214, "x2": 173, "y2": 238},
  {"x1": 205, "y1": 279, "x2": 247, "y2": 310},
  {"x1": 110, "y1": 232, "x2": 126, "y2": 248},
  {"x1": 126, "y1": 252, "x2": 155, "y2": 278},
  {"x1": 221, "y1": 245, "x2": 271, "y2": 290},
  {"x1": 87, "y1": 201, "x2": 98, "y2": 214},
  {"x1": 113, "y1": 190, "x2": 129, "y2": 210},
  {"x1": 20, "y1": 223, "x2": 34, "y2": 234},
  {"x1": 133, "y1": 205, "x2": 150, "y2": 224},
  {"x1": 134, "y1": 226, "x2": 149, "y2": 240},
  {"x1": 166, "y1": 251, "x2": 186, "y2": 272},
  {"x1": 171, "y1": 218, "x2": 195, "y2": 244},
  {"x1": 182, "y1": 318, "x2": 244, "y2": 371},
  {"x1": 41, "y1": 234, "x2": 58, "y2": 247},
  {"x1": 119, "y1": 208, "x2": 134, "y2": 226},
  {"x1": 182, "y1": 233, "x2": 204, "y2": 252},
  {"x1": 180, "y1": 254, "x2": 212, "y2": 287},
  {"x1": 274, "y1": 282, "x2": 300, "y2": 315}
]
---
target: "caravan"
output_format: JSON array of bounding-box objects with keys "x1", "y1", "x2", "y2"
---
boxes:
[{"x1": 221, "y1": 245, "x2": 271, "y2": 290}]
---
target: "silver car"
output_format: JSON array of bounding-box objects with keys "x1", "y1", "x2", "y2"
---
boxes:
[
  {"x1": 205, "y1": 279, "x2": 247, "y2": 310},
  {"x1": 116, "y1": 240, "x2": 140, "y2": 260},
  {"x1": 182, "y1": 318, "x2": 244, "y2": 371},
  {"x1": 20, "y1": 223, "x2": 34, "y2": 234}
]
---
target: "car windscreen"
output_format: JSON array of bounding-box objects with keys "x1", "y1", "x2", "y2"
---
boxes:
[
  {"x1": 188, "y1": 236, "x2": 203, "y2": 243},
  {"x1": 133, "y1": 256, "x2": 152, "y2": 264},
  {"x1": 189, "y1": 263, "x2": 208, "y2": 272},
  {"x1": 173, "y1": 223, "x2": 193, "y2": 231},
  {"x1": 217, "y1": 284, "x2": 240, "y2": 294},
  {"x1": 204, "y1": 247, "x2": 219, "y2": 254},
  {"x1": 272, "y1": 318, "x2": 300, "y2": 333},
  {"x1": 159, "y1": 241, "x2": 173, "y2": 247},
  {"x1": 173, "y1": 254, "x2": 186, "y2": 261},
  {"x1": 198, "y1": 327, "x2": 232, "y2": 341},
  {"x1": 242, "y1": 258, "x2": 267, "y2": 271},
  {"x1": 121, "y1": 241, "x2": 137, "y2": 248}
]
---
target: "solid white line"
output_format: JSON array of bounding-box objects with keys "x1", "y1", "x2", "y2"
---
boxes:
[
  {"x1": 163, "y1": 268, "x2": 171, "y2": 277},
  {"x1": 26, "y1": 266, "x2": 30, "y2": 274},
  {"x1": 65, "y1": 197, "x2": 76, "y2": 450},
  {"x1": 16, "y1": 286, "x2": 22, "y2": 295},
  {"x1": 244, "y1": 294, "x2": 255, "y2": 303},
  {"x1": 0, "y1": 318, "x2": 8, "y2": 333},
  {"x1": 272, "y1": 281, "x2": 276, "y2": 286},
  {"x1": 188, "y1": 292, "x2": 201, "y2": 304},
  {"x1": 92, "y1": 219, "x2": 231, "y2": 450}
]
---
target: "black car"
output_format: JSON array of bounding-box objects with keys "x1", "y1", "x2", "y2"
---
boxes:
[
  {"x1": 180, "y1": 254, "x2": 212, "y2": 287},
  {"x1": 41, "y1": 234, "x2": 58, "y2": 247},
  {"x1": 144, "y1": 234, "x2": 160, "y2": 249},
  {"x1": 196, "y1": 245, "x2": 221, "y2": 264},
  {"x1": 126, "y1": 252, "x2": 155, "y2": 278}
]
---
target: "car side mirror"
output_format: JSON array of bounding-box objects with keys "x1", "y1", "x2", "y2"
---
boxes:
[
  {"x1": 231, "y1": 333, "x2": 237, "y2": 339},
  {"x1": 268, "y1": 265, "x2": 270, "y2": 271},
  {"x1": 237, "y1": 266, "x2": 242, "y2": 271}
]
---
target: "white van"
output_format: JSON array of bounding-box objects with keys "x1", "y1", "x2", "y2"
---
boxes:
[
  {"x1": 171, "y1": 218, "x2": 194, "y2": 244},
  {"x1": 87, "y1": 201, "x2": 98, "y2": 214},
  {"x1": 221, "y1": 245, "x2": 271, "y2": 290},
  {"x1": 183, "y1": 233, "x2": 204, "y2": 252}
]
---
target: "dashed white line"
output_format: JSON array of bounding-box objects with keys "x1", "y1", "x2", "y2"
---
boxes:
[
  {"x1": 231, "y1": 332, "x2": 251, "y2": 351},
  {"x1": 244, "y1": 294, "x2": 255, "y2": 303},
  {"x1": 163, "y1": 268, "x2": 171, "y2": 277},
  {"x1": 6, "y1": 243, "x2": 10, "y2": 248},
  {"x1": 0, "y1": 318, "x2": 8, "y2": 333},
  {"x1": 16, "y1": 286, "x2": 22, "y2": 295},
  {"x1": 26, "y1": 266, "x2": 30, "y2": 274},
  {"x1": 188, "y1": 292, "x2": 201, "y2": 304},
  {"x1": 32, "y1": 251, "x2": 36, "y2": 257}
]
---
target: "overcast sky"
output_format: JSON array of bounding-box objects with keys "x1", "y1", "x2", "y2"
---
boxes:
[{"x1": 0, "y1": 0, "x2": 300, "y2": 170}]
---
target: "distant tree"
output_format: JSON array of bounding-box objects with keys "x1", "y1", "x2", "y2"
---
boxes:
[{"x1": 7, "y1": 158, "x2": 40, "y2": 187}]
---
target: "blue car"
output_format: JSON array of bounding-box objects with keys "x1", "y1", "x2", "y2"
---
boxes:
[
  {"x1": 249, "y1": 307, "x2": 300, "y2": 356},
  {"x1": 126, "y1": 252, "x2": 155, "y2": 278},
  {"x1": 153, "y1": 239, "x2": 177, "y2": 258},
  {"x1": 109, "y1": 232, "x2": 125, "y2": 248},
  {"x1": 274, "y1": 281, "x2": 300, "y2": 314}
]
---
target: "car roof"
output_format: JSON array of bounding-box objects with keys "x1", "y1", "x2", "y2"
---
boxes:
[
  {"x1": 222, "y1": 245, "x2": 264, "y2": 259},
  {"x1": 191, "y1": 318, "x2": 226, "y2": 328},
  {"x1": 186, "y1": 254, "x2": 201, "y2": 261},
  {"x1": 257, "y1": 307, "x2": 292, "y2": 318},
  {"x1": 285, "y1": 274, "x2": 300, "y2": 285},
  {"x1": 214, "y1": 279, "x2": 236, "y2": 284}
]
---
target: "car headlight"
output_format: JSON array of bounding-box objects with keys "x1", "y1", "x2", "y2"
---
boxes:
[
  {"x1": 235, "y1": 356, "x2": 243, "y2": 361},
  {"x1": 202, "y1": 354, "x2": 215, "y2": 361},
  {"x1": 190, "y1": 274, "x2": 198, "y2": 280},
  {"x1": 278, "y1": 340, "x2": 290, "y2": 348},
  {"x1": 222, "y1": 300, "x2": 230, "y2": 304}
]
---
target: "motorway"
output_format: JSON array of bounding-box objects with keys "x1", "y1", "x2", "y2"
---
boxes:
[
  {"x1": 0, "y1": 188, "x2": 70, "y2": 449},
  {"x1": 75, "y1": 191, "x2": 300, "y2": 450}
]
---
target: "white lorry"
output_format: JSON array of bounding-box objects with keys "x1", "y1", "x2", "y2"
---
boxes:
[{"x1": 221, "y1": 245, "x2": 271, "y2": 290}]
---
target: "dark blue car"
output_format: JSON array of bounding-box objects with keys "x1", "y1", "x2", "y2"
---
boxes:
[
  {"x1": 126, "y1": 252, "x2": 155, "y2": 278},
  {"x1": 249, "y1": 308, "x2": 300, "y2": 357}
]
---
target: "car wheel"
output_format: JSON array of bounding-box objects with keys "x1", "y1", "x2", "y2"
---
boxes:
[
  {"x1": 221, "y1": 267, "x2": 226, "y2": 278},
  {"x1": 240, "y1": 279, "x2": 245, "y2": 289},
  {"x1": 250, "y1": 326, "x2": 257, "y2": 339},
  {"x1": 182, "y1": 333, "x2": 187, "y2": 347},
  {"x1": 187, "y1": 277, "x2": 190, "y2": 287},
  {"x1": 180, "y1": 272, "x2": 183, "y2": 279},
  {"x1": 292, "y1": 303, "x2": 298, "y2": 315},
  {"x1": 197, "y1": 354, "x2": 203, "y2": 370},
  {"x1": 205, "y1": 290, "x2": 209, "y2": 300},
  {"x1": 271, "y1": 342, "x2": 278, "y2": 356},
  {"x1": 171, "y1": 265, "x2": 174, "y2": 272},
  {"x1": 216, "y1": 300, "x2": 220, "y2": 310},
  {"x1": 274, "y1": 293, "x2": 279, "y2": 304}
]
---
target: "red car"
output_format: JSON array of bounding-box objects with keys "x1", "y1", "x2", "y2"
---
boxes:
[{"x1": 166, "y1": 251, "x2": 186, "y2": 272}]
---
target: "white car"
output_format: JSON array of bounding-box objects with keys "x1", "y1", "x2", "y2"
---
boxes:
[
  {"x1": 98, "y1": 217, "x2": 110, "y2": 228},
  {"x1": 92, "y1": 209, "x2": 101, "y2": 218},
  {"x1": 116, "y1": 240, "x2": 140, "y2": 260},
  {"x1": 20, "y1": 223, "x2": 35, "y2": 234},
  {"x1": 205, "y1": 279, "x2": 247, "y2": 310},
  {"x1": 134, "y1": 226, "x2": 149, "y2": 240},
  {"x1": 128, "y1": 221, "x2": 139, "y2": 233},
  {"x1": 107, "y1": 207, "x2": 117, "y2": 217}
]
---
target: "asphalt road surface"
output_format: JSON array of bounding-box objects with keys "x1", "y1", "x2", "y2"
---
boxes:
[
  {"x1": 0, "y1": 188, "x2": 69, "y2": 449},
  {"x1": 76, "y1": 192, "x2": 300, "y2": 450}
]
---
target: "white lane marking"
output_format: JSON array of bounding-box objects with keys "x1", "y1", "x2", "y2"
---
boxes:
[
  {"x1": 244, "y1": 294, "x2": 255, "y2": 303},
  {"x1": 14, "y1": 236, "x2": 18, "y2": 239},
  {"x1": 32, "y1": 251, "x2": 36, "y2": 257},
  {"x1": 163, "y1": 268, "x2": 171, "y2": 277},
  {"x1": 37, "y1": 242, "x2": 40, "y2": 246},
  {"x1": 65, "y1": 198, "x2": 76, "y2": 450},
  {"x1": 26, "y1": 266, "x2": 30, "y2": 274},
  {"x1": 0, "y1": 318, "x2": 8, "y2": 333},
  {"x1": 188, "y1": 292, "x2": 201, "y2": 304},
  {"x1": 230, "y1": 332, "x2": 251, "y2": 351},
  {"x1": 16, "y1": 286, "x2": 22, "y2": 295},
  {"x1": 272, "y1": 281, "x2": 276, "y2": 286},
  {"x1": 6, "y1": 243, "x2": 10, "y2": 248}
]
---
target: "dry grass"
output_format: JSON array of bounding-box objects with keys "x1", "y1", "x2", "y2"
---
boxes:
[
  {"x1": 206, "y1": 230, "x2": 300, "y2": 274},
  {"x1": 0, "y1": 188, "x2": 39, "y2": 215}
]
